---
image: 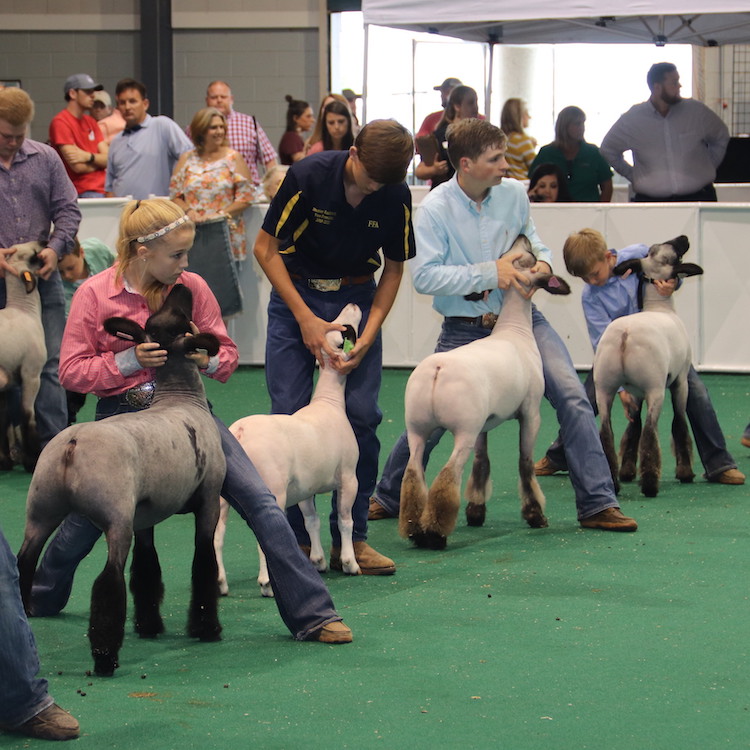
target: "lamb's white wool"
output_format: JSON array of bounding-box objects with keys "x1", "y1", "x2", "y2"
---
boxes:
[
  {"x1": 0, "y1": 242, "x2": 46, "y2": 472},
  {"x1": 214, "y1": 303, "x2": 362, "y2": 597},
  {"x1": 399, "y1": 237, "x2": 571, "y2": 550},
  {"x1": 16, "y1": 285, "x2": 225, "y2": 676},
  {"x1": 593, "y1": 235, "x2": 702, "y2": 497}
]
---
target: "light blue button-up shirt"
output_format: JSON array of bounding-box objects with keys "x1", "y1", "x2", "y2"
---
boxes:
[{"x1": 410, "y1": 175, "x2": 552, "y2": 318}]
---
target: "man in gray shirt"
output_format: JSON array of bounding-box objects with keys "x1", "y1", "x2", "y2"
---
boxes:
[
  {"x1": 106, "y1": 78, "x2": 192, "y2": 199},
  {"x1": 600, "y1": 62, "x2": 729, "y2": 201}
]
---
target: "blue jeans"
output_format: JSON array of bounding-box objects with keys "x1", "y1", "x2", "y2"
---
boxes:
[
  {"x1": 0, "y1": 271, "x2": 67, "y2": 447},
  {"x1": 30, "y1": 400, "x2": 341, "y2": 640},
  {"x1": 543, "y1": 367, "x2": 738, "y2": 480},
  {"x1": 374, "y1": 308, "x2": 620, "y2": 521},
  {"x1": 265, "y1": 280, "x2": 382, "y2": 547},
  {"x1": 0, "y1": 527, "x2": 53, "y2": 729}
]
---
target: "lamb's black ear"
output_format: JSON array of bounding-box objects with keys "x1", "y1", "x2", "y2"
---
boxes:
[
  {"x1": 104, "y1": 317, "x2": 148, "y2": 344},
  {"x1": 163, "y1": 284, "x2": 194, "y2": 321},
  {"x1": 184, "y1": 333, "x2": 221, "y2": 357},
  {"x1": 535, "y1": 274, "x2": 571, "y2": 295},
  {"x1": 675, "y1": 262, "x2": 703, "y2": 278},
  {"x1": 671, "y1": 235, "x2": 690, "y2": 257},
  {"x1": 614, "y1": 259, "x2": 643, "y2": 276}
]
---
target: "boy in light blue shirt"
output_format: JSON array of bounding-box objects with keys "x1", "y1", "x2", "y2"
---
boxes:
[{"x1": 535, "y1": 228, "x2": 744, "y2": 485}]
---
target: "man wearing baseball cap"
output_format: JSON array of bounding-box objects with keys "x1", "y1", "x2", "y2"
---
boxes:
[
  {"x1": 416, "y1": 77, "x2": 462, "y2": 137},
  {"x1": 49, "y1": 74, "x2": 108, "y2": 197}
]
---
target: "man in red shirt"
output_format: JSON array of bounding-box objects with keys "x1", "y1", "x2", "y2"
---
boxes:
[
  {"x1": 416, "y1": 77, "x2": 462, "y2": 137},
  {"x1": 49, "y1": 74, "x2": 108, "y2": 197}
]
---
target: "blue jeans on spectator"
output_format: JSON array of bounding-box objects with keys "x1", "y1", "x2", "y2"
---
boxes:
[
  {"x1": 265, "y1": 280, "x2": 381, "y2": 547},
  {"x1": 542, "y1": 367, "x2": 738, "y2": 480},
  {"x1": 0, "y1": 527, "x2": 53, "y2": 729},
  {"x1": 78, "y1": 191, "x2": 105, "y2": 198},
  {"x1": 0, "y1": 271, "x2": 67, "y2": 447},
  {"x1": 30, "y1": 400, "x2": 341, "y2": 641},
  {"x1": 373, "y1": 308, "x2": 620, "y2": 521}
]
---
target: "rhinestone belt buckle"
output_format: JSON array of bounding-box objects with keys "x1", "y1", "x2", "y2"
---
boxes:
[
  {"x1": 481, "y1": 313, "x2": 498, "y2": 329},
  {"x1": 125, "y1": 381, "x2": 155, "y2": 408}
]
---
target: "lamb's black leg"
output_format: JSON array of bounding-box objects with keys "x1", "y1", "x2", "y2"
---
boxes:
[
  {"x1": 130, "y1": 527, "x2": 164, "y2": 638},
  {"x1": 187, "y1": 498, "x2": 221, "y2": 642}
]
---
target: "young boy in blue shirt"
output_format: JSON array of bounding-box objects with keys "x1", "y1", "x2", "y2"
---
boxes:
[{"x1": 535, "y1": 227, "x2": 744, "y2": 486}]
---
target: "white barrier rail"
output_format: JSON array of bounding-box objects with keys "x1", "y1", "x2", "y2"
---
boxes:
[{"x1": 79, "y1": 194, "x2": 750, "y2": 373}]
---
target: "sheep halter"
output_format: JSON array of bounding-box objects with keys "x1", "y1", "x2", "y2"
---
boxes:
[{"x1": 136, "y1": 215, "x2": 190, "y2": 244}]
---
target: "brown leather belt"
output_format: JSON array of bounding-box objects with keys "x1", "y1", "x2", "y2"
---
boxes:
[
  {"x1": 289, "y1": 272, "x2": 374, "y2": 292},
  {"x1": 446, "y1": 314, "x2": 498, "y2": 330}
]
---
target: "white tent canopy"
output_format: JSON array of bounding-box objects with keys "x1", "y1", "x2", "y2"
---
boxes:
[{"x1": 362, "y1": 0, "x2": 750, "y2": 46}]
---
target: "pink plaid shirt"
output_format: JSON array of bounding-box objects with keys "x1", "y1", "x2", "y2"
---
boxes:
[{"x1": 225, "y1": 110, "x2": 277, "y2": 186}]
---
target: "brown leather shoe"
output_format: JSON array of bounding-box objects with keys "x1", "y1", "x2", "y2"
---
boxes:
[
  {"x1": 741, "y1": 436, "x2": 750, "y2": 449},
  {"x1": 534, "y1": 456, "x2": 564, "y2": 476},
  {"x1": 307, "y1": 620, "x2": 353, "y2": 644},
  {"x1": 331, "y1": 541, "x2": 396, "y2": 575},
  {"x1": 2, "y1": 703, "x2": 80, "y2": 741},
  {"x1": 368, "y1": 497, "x2": 394, "y2": 520},
  {"x1": 580, "y1": 508, "x2": 638, "y2": 532},
  {"x1": 709, "y1": 468, "x2": 745, "y2": 485}
]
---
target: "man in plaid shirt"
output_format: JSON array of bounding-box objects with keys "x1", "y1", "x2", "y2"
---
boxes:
[{"x1": 205, "y1": 80, "x2": 278, "y2": 186}]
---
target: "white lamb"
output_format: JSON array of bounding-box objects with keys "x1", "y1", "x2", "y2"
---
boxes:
[
  {"x1": 594, "y1": 234, "x2": 703, "y2": 497},
  {"x1": 214, "y1": 303, "x2": 362, "y2": 597},
  {"x1": 399, "y1": 237, "x2": 571, "y2": 549}
]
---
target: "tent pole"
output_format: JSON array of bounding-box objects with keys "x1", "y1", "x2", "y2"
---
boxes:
[
  {"x1": 486, "y1": 40, "x2": 494, "y2": 120},
  {"x1": 362, "y1": 23, "x2": 370, "y2": 124}
]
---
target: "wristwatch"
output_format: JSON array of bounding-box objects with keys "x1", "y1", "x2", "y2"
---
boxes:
[{"x1": 88, "y1": 152, "x2": 95, "y2": 164}]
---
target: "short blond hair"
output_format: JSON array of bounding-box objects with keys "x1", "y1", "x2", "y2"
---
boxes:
[
  {"x1": 0, "y1": 87, "x2": 34, "y2": 126},
  {"x1": 562, "y1": 228, "x2": 609, "y2": 277}
]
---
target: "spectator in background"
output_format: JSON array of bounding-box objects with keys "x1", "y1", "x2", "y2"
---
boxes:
[
  {"x1": 106, "y1": 77, "x2": 192, "y2": 199},
  {"x1": 306, "y1": 100, "x2": 354, "y2": 155},
  {"x1": 91, "y1": 90, "x2": 125, "y2": 145},
  {"x1": 341, "y1": 88, "x2": 361, "y2": 133},
  {"x1": 501, "y1": 98, "x2": 537, "y2": 181},
  {"x1": 531, "y1": 106, "x2": 613, "y2": 202},
  {"x1": 415, "y1": 85, "x2": 479, "y2": 191},
  {"x1": 600, "y1": 62, "x2": 729, "y2": 202},
  {"x1": 204, "y1": 80, "x2": 278, "y2": 187},
  {"x1": 527, "y1": 163, "x2": 572, "y2": 203},
  {"x1": 58, "y1": 236, "x2": 116, "y2": 424},
  {"x1": 261, "y1": 164, "x2": 289, "y2": 202},
  {"x1": 170, "y1": 107, "x2": 253, "y2": 262},
  {"x1": 278, "y1": 96, "x2": 315, "y2": 166},
  {"x1": 305, "y1": 93, "x2": 350, "y2": 155},
  {"x1": 416, "y1": 77, "x2": 462, "y2": 137},
  {"x1": 0, "y1": 86, "x2": 79, "y2": 448},
  {"x1": 48, "y1": 74, "x2": 108, "y2": 197}
]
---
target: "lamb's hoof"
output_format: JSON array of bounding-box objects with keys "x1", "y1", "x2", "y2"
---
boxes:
[
  {"x1": 93, "y1": 651, "x2": 118, "y2": 677},
  {"x1": 341, "y1": 561, "x2": 362, "y2": 576},
  {"x1": 134, "y1": 618, "x2": 164, "y2": 638},
  {"x1": 309, "y1": 556, "x2": 328, "y2": 573},
  {"x1": 189, "y1": 621, "x2": 222, "y2": 642},
  {"x1": 259, "y1": 582, "x2": 274, "y2": 598},
  {"x1": 465, "y1": 502, "x2": 486, "y2": 527},
  {"x1": 218, "y1": 580, "x2": 229, "y2": 597},
  {"x1": 410, "y1": 530, "x2": 447, "y2": 550},
  {"x1": 524, "y1": 512, "x2": 549, "y2": 529},
  {"x1": 0, "y1": 456, "x2": 13, "y2": 471},
  {"x1": 640, "y1": 477, "x2": 659, "y2": 497},
  {"x1": 676, "y1": 471, "x2": 695, "y2": 484},
  {"x1": 619, "y1": 466, "x2": 637, "y2": 483}
]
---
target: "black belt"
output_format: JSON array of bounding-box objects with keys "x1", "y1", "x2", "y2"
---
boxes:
[
  {"x1": 289, "y1": 273, "x2": 375, "y2": 292},
  {"x1": 445, "y1": 314, "x2": 498, "y2": 330}
]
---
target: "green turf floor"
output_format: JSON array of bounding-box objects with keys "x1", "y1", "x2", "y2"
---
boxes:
[{"x1": 1, "y1": 370, "x2": 748, "y2": 749}]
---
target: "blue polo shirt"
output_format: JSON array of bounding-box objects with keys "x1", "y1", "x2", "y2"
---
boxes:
[
  {"x1": 105, "y1": 114, "x2": 192, "y2": 199},
  {"x1": 262, "y1": 151, "x2": 415, "y2": 278}
]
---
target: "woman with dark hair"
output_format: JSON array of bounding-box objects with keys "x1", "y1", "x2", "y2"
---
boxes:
[
  {"x1": 278, "y1": 95, "x2": 315, "y2": 165},
  {"x1": 305, "y1": 93, "x2": 351, "y2": 155},
  {"x1": 527, "y1": 163, "x2": 573, "y2": 203},
  {"x1": 306, "y1": 100, "x2": 355, "y2": 155},
  {"x1": 501, "y1": 98, "x2": 537, "y2": 180},
  {"x1": 415, "y1": 84, "x2": 479, "y2": 190},
  {"x1": 530, "y1": 106, "x2": 612, "y2": 202}
]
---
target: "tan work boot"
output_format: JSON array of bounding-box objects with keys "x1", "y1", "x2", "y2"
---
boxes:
[
  {"x1": 368, "y1": 497, "x2": 393, "y2": 520},
  {"x1": 307, "y1": 620, "x2": 353, "y2": 644},
  {"x1": 331, "y1": 541, "x2": 396, "y2": 575},
  {"x1": 708, "y1": 468, "x2": 745, "y2": 485},
  {"x1": 580, "y1": 508, "x2": 638, "y2": 532},
  {"x1": 2, "y1": 703, "x2": 80, "y2": 741},
  {"x1": 534, "y1": 456, "x2": 565, "y2": 476}
]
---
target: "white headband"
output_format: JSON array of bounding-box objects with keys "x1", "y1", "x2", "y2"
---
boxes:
[{"x1": 136, "y1": 214, "x2": 190, "y2": 244}]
